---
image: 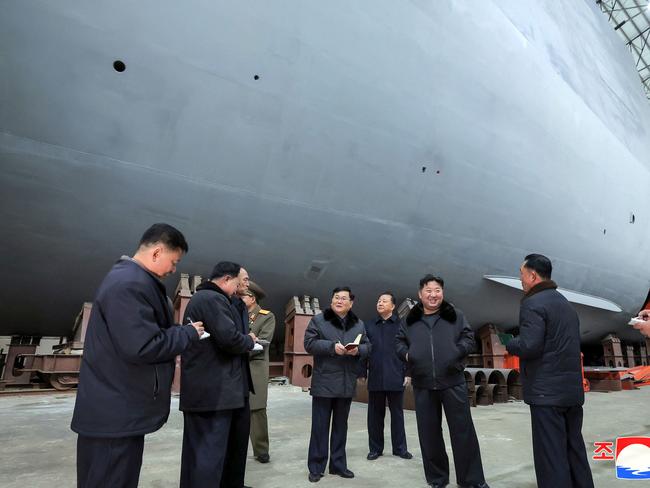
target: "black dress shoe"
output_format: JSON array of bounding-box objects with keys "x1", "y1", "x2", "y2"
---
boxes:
[
  {"x1": 461, "y1": 483, "x2": 490, "y2": 488},
  {"x1": 394, "y1": 450, "x2": 413, "y2": 459},
  {"x1": 367, "y1": 451, "x2": 382, "y2": 460},
  {"x1": 256, "y1": 453, "x2": 270, "y2": 463},
  {"x1": 308, "y1": 473, "x2": 323, "y2": 483},
  {"x1": 330, "y1": 468, "x2": 354, "y2": 478},
  {"x1": 427, "y1": 482, "x2": 448, "y2": 488}
]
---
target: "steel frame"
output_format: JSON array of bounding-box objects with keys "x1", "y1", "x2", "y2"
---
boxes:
[{"x1": 597, "y1": 0, "x2": 650, "y2": 99}]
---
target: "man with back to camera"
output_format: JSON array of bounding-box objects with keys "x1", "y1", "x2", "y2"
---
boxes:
[
  {"x1": 242, "y1": 281, "x2": 276, "y2": 464},
  {"x1": 396, "y1": 274, "x2": 489, "y2": 488},
  {"x1": 179, "y1": 261, "x2": 258, "y2": 488},
  {"x1": 304, "y1": 286, "x2": 371, "y2": 483},
  {"x1": 365, "y1": 291, "x2": 412, "y2": 461},
  {"x1": 506, "y1": 254, "x2": 594, "y2": 488},
  {"x1": 71, "y1": 223, "x2": 204, "y2": 488}
]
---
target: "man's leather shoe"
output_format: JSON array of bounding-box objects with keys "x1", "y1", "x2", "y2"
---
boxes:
[
  {"x1": 427, "y1": 482, "x2": 448, "y2": 488},
  {"x1": 367, "y1": 451, "x2": 381, "y2": 460},
  {"x1": 330, "y1": 468, "x2": 355, "y2": 478},
  {"x1": 308, "y1": 473, "x2": 323, "y2": 483},
  {"x1": 394, "y1": 450, "x2": 413, "y2": 459},
  {"x1": 256, "y1": 453, "x2": 270, "y2": 463},
  {"x1": 461, "y1": 483, "x2": 490, "y2": 488}
]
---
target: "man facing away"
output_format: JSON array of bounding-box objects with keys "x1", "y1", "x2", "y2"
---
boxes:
[
  {"x1": 304, "y1": 286, "x2": 371, "y2": 483},
  {"x1": 242, "y1": 280, "x2": 276, "y2": 464},
  {"x1": 365, "y1": 292, "x2": 412, "y2": 461},
  {"x1": 506, "y1": 254, "x2": 594, "y2": 488},
  {"x1": 396, "y1": 274, "x2": 489, "y2": 488},
  {"x1": 71, "y1": 223, "x2": 204, "y2": 488},
  {"x1": 179, "y1": 261, "x2": 257, "y2": 488}
]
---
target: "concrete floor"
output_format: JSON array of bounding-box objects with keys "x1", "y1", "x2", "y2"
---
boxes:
[{"x1": 1, "y1": 385, "x2": 648, "y2": 487}]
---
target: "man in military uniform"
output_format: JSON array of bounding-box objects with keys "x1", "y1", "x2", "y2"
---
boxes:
[{"x1": 242, "y1": 280, "x2": 276, "y2": 464}]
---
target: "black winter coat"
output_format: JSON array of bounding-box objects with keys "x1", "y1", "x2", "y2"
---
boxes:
[
  {"x1": 71, "y1": 258, "x2": 198, "y2": 438},
  {"x1": 366, "y1": 313, "x2": 406, "y2": 391},
  {"x1": 180, "y1": 281, "x2": 255, "y2": 412},
  {"x1": 395, "y1": 301, "x2": 474, "y2": 390},
  {"x1": 304, "y1": 309, "x2": 370, "y2": 398},
  {"x1": 506, "y1": 281, "x2": 584, "y2": 407}
]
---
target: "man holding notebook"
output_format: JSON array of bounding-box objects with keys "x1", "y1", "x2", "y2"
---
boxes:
[{"x1": 304, "y1": 286, "x2": 370, "y2": 483}]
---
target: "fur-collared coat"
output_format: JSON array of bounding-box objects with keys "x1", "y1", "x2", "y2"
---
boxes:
[
  {"x1": 506, "y1": 280, "x2": 584, "y2": 406},
  {"x1": 180, "y1": 281, "x2": 255, "y2": 412},
  {"x1": 304, "y1": 308, "x2": 370, "y2": 398},
  {"x1": 396, "y1": 301, "x2": 474, "y2": 390}
]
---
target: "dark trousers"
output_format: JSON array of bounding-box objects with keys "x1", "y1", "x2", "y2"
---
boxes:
[
  {"x1": 308, "y1": 396, "x2": 352, "y2": 475},
  {"x1": 77, "y1": 435, "x2": 144, "y2": 488},
  {"x1": 413, "y1": 384, "x2": 485, "y2": 486},
  {"x1": 367, "y1": 390, "x2": 407, "y2": 455},
  {"x1": 180, "y1": 402, "x2": 251, "y2": 488},
  {"x1": 530, "y1": 405, "x2": 595, "y2": 488},
  {"x1": 250, "y1": 407, "x2": 269, "y2": 457}
]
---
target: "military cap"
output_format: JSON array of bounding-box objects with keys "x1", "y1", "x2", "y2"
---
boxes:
[{"x1": 248, "y1": 280, "x2": 267, "y2": 302}]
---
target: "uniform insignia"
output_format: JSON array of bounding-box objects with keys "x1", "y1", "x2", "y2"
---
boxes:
[{"x1": 258, "y1": 309, "x2": 270, "y2": 315}]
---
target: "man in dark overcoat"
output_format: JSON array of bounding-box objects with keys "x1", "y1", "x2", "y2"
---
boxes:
[
  {"x1": 179, "y1": 261, "x2": 257, "y2": 488},
  {"x1": 304, "y1": 286, "x2": 370, "y2": 483},
  {"x1": 365, "y1": 291, "x2": 411, "y2": 461},
  {"x1": 71, "y1": 223, "x2": 203, "y2": 488},
  {"x1": 506, "y1": 254, "x2": 594, "y2": 488},
  {"x1": 396, "y1": 274, "x2": 489, "y2": 488}
]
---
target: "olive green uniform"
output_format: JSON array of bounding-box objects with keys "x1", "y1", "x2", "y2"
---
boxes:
[{"x1": 248, "y1": 304, "x2": 276, "y2": 458}]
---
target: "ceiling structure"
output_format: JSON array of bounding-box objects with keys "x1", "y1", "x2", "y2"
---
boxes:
[{"x1": 597, "y1": 0, "x2": 650, "y2": 99}]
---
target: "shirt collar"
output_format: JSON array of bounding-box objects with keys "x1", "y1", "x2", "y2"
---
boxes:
[
  {"x1": 120, "y1": 255, "x2": 163, "y2": 284},
  {"x1": 376, "y1": 313, "x2": 397, "y2": 324}
]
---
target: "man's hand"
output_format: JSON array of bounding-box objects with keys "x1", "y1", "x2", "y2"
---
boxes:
[
  {"x1": 191, "y1": 321, "x2": 205, "y2": 337},
  {"x1": 632, "y1": 312, "x2": 650, "y2": 338},
  {"x1": 403, "y1": 376, "x2": 411, "y2": 387},
  {"x1": 334, "y1": 343, "x2": 347, "y2": 355},
  {"x1": 345, "y1": 345, "x2": 359, "y2": 356},
  {"x1": 249, "y1": 332, "x2": 258, "y2": 342}
]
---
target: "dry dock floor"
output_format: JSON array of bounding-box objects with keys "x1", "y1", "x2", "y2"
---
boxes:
[{"x1": 1, "y1": 385, "x2": 648, "y2": 487}]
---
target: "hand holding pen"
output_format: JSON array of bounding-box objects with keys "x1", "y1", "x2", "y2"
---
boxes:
[{"x1": 186, "y1": 317, "x2": 205, "y2": 338}]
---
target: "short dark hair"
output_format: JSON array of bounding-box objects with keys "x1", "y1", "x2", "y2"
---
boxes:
[
  {"x1": 419, "y1": 274, "x2": 444, "y2": 290},
  {"x1": 209, "y1": 261, "x2": 241, "y2": 280},
  {"x1": 523, "y1": 254, "x2": 552, "y2": 280},
  {"x1": 379, "y1": 292, "x2": 396, "y2": 305},
  {"x1": 332, "y1": 286, "x2": 355, "y2": 301},
  {"x1": 139, "y1": 223, "x2": 188, "y2": 253}
]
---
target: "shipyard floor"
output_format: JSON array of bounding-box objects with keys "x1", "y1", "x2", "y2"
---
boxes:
[{"x1": 1, "y1": 385, "x2": 648, "y2": 488}]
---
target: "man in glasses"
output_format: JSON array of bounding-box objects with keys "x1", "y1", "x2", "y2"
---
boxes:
[{"x1": 304, "y1": 286, "x2": 370, "y2": 483}]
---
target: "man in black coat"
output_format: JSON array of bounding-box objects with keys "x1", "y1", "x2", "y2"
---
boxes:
[
  {"x1": 71, "y1": 223, "x2": 203, "y2": 488},
  {"x1": 179, "y1": 261, "x2": 258, "y2": 488},
  {"x1": 506, "y1": 254, "x2": 594, "y2": 488},
  {"x1": 365, "y1": 292, "x2": 412, "y2": 461},
  {"x1": 304, "y1": 286, "x2": 370, "y2": 483},
  {"x1": 396, "y1": 275, "x2": 489, "y2": 488}
]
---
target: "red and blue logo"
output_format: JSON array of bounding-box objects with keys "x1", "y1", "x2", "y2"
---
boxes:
[{"x1": 616, "y1": 437, "x2": 650, "y2": 479}]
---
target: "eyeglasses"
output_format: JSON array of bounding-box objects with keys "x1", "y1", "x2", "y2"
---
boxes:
[{"x1": 332, "y1": 296, "x2": 350, "y2": 302}]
